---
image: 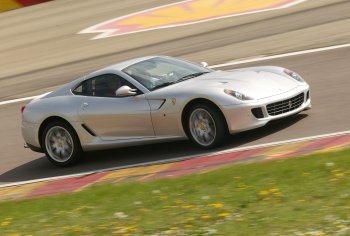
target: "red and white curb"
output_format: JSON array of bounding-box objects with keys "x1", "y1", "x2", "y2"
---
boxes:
[{"x1": 0, "y1": 130, "x2": 349, "y2": 201}]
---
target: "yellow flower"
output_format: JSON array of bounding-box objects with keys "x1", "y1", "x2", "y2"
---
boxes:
[
  {"x1": 335, "y1": 173, "x2": 344, "y2": 177},
  {"x1": 118, "y1": 226, "x2": 137, "y2": 231},
  {"x1": 201, "y1": 215, "x2": 211, "y2": 219},
  {"x1": 74, "y1": 205, "x2": 96, "y2": 211},
  {"x1": 337, "y1": 224, "x2": 347, "y2": 228},
  {"x1": 182, "y1": 205, "x2": 195, "y2": 209},
  {"x1": 258, "y1": 190, "x2": 269, "y2": 196},
  {"x1": 217, "y1": 212, "x2": 231, "y2": 217},
  {"x1": 162, "y1": 205, "x2": 178, "y2": 209},
  {"x1": 315, "y1": 232, "x2": 325, "y2": 236},
  {"x1": 208, "y1": 203, "x2": 224, "y2": 208},
  {"x1": 1, "y1": 221, "x2": 11, "y2": 227},
  {"x1": 138, "y1": 208, "x2": 150, "y2": 212},
  {"x1": 186, "y1": 217, "x2": 195, "y2": 221},
  {"x1": 185, "y1": 225, "x2": 193, "y2": 228},
  {"x1": 269, "y1": 188, "x2": 279, "y2": 193}
]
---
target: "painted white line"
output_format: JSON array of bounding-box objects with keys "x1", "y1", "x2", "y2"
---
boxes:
[
  {"x1": 0, "y1": 96, "x2": 38, "y2": 106},
  {"x1": 0, "y1": 92, "x2": 51, "y2": 106},
  {"x1": 1, "y1": 42, "x2": 350, "y2": 107},
  {"x1": 1, "y1": 129, "x2": 349, "y2": 188},
  {"x1": 210, "y1": 43, "x2": 350, "y2": 68},
  {"x1": 212, "y1": 129, "x2": 350, "y2": 155}
]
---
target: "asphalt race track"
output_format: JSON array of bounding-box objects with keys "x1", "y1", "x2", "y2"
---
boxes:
[{"x1": 0, "y1": 0, "x2": 349, "y2": 184}]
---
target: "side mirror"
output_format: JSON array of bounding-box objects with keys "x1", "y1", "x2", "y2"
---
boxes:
[
  {"x1": 200, "y1": 62, "x2": 209, "y2": 68},
  {"x1": 115, "y1": 86, "x2": 137, "y2": 97}
]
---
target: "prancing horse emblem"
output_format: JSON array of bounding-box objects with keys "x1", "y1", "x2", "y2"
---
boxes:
[{"x1": 171, "y1": 98, "x2": 176, "y2": 105}]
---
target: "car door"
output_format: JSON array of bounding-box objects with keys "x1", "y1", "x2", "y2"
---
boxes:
[{"x1": 73, "y1": 73, "x2": 154, "y2": 141}]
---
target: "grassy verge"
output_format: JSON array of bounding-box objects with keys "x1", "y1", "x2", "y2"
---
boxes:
[{"x1": 1, "y1": 149, "x2": 350, "y2": 235}]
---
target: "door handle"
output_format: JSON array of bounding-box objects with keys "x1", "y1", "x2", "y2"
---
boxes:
[{"x1": 82, "y1": 102, "x2": 89, "y2": 110}]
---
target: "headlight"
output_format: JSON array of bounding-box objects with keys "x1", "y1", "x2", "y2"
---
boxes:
[
  {"x1": 284, "y1": 69, "x2": 304, "y2": 82},
  {"x1": 224, "y1": 89, "x2": 253, "y2": 100}
]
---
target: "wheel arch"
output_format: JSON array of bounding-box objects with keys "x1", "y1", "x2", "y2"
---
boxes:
[
  {"x1": 181, "y1": 98, "x2": 229, "y2": 136},
  {"x1": 38, "y1": 116, "x2": 78, "y2": 148}
]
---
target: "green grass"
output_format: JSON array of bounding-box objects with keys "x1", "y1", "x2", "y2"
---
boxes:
[{"x1": 1, "y1": 149, "x2": 350, "y2": 236}]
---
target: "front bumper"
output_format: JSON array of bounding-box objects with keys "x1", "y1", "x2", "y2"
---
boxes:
[{"x1": 221, "y1": 86, "x2": 311, "y2": 133}]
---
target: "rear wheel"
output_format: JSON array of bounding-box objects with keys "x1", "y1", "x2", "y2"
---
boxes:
[
  {"x1": 42, "y1": 121, "x2": 82, "y2": 167},
  {"x1": 186, "y1": 103, "x2": 228, "y2": 149}
]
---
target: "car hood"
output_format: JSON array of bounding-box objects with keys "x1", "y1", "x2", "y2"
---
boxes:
[{"x1": 185, "y1": 69, "x2": 299, "y2": 99}]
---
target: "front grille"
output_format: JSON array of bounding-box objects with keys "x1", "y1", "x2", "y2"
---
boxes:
[{"x1": 266, "y1": 93, "x2": 304, "y2": 116}]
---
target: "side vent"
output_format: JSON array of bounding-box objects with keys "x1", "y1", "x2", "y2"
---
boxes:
[{"x1": 81, "y1": 124, "x2": 97, "y2": 136}]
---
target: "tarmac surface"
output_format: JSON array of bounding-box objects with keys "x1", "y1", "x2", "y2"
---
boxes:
[{"x1": 0, "y1": 0, "x2": 349, "y2": 184}]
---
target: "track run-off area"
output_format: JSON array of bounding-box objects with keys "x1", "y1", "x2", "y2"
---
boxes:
[{"x1": 0, "y1": 0, "x2": 349, "y2": 185}]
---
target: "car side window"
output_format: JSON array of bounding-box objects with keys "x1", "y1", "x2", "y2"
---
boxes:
[{"x1": 73, "y1": 74, "x2": 139, "y2": 97}]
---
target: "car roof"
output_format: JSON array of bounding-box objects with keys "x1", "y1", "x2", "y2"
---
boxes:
[
  {"x1": 43, "y1": 56, "x2": 167, "y2": 99},
  {"x1": 97, "y1": 55, "x2": 160, "y2": 72}
]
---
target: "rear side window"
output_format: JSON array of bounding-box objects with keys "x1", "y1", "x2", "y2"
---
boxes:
[
  {"x1": 72, "y1": 74, "x2": 138, "y2": 97},
  {"x1": 73, "y1": 77, "x2": 98, "y2": 96}
]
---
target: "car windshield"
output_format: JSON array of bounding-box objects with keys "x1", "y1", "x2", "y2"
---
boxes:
[{"x1": 122, "y1": 57, "x2": 213, "y2": 91}]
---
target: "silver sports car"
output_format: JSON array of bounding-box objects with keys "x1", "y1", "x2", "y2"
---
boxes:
[{"x1": 22, "y1": 56, "x2": 311, "y2": 166}]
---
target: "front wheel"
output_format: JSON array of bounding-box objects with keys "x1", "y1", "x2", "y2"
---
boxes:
[
  {"x1": 42, "y1": 121, "x2": 82, "y2": 167},
  {"x1": 186, "y1": 104, "x2": 228, "y2": 149}
]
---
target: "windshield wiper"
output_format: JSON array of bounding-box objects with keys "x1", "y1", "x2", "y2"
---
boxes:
[
  {"x1": 152, "y1": 81, "x2": 176, "y2": 90},
  {"x1": 152, "y1": 72, "x2": 210, "y2": 90},
  {"x1": 178, "y1": 72, "x2": 209, "y2": 81}
]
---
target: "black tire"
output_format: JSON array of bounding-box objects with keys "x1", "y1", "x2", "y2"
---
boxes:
[
  {"x1": 185, "y1": 103, "x2": 228, "y2": 149},
  {"x1": 41, "y1": 121, "x2": 83, "y2": 167}
]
